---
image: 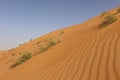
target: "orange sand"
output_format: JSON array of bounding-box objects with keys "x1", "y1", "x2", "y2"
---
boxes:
[{"x1": 0, "y1": 8, "x2": 120, "y2": 80}]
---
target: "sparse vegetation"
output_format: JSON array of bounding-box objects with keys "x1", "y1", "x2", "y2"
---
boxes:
[
  {"x1": 99, "y1": 14, "x2": 117, "y2": 28},
  {"x1": 48, "y1": 40, "x2": 57, "y2": 46},
  {"x1": 19, "y1": 44, "x2": 22, "y2": 46},
  {"x1": 101, "y1": 11, "x2": 107, "y2": 17},
  {"x1": 117, "y1": 8, "x2": 120, "y2": 13},
  {"x1": 40, "y1": 39, "x2": 58, "y2": 52},
  {"x1": 114, "y1": 7, "x2": 120, "y2": 14},
  {"x1": 30, "y1": 39, "x2": 33, "y2": 41},
  {"x1": 36, "y1": 42, "x2": 40, "y2": 44},
  {"x1": 56, "y1": 37, "x2": 62, "y2": 43},
  {"x1": 12, "y1": 53, "x2": 16, "y2": 56},
  {"x1": 40, "y1": 46, "x2": 49, "y2": 52},
  {"x1": 105, "y1": 15, "x2": 117, "y2": 24},
  {"x1": 39, "y1": 31, "x2": 64, "y2": 53},
  {"x1": 10, "y1": 52, "x2": 32, "y2": 69},
  {"x1": 59, "y1": 30, "x2": 64, "y2": 35}
]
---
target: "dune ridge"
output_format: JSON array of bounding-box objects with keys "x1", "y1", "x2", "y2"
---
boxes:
[{"x1": 0, "y1": 7, "x2": 120, "y2": 80}]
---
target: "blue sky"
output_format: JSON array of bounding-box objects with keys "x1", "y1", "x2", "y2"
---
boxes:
[{"x1": 0, "y1": 0, "x2": 119, "y2": 50}]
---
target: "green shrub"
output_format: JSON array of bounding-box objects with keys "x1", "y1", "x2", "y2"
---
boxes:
[
  {"x1": 39, "y1": 38, "x2": 62, "y2": 52},
  {"x1": 10, "y1": 52, "x2": 32, "y2": 69},
  {"x1": 40, "y1": 40, "x2": 56, "y2": 52},
  {"x1": 48, "y1": 40, "x2": 56, "y2": 47},
  {"x1": 40, "y1": 46, "x2": 49, "y2": 52},
  {"x1": 39, "y1": 33, "x2": 63, "y2": 53},
  {"x1": 105, "y1": 15, "x2": 117, "y2": 24},
  {"x1": 99, "y1": 15, "x2": 117, "y2": 28}
]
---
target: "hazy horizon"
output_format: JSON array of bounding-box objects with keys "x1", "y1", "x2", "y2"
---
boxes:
[{"x1": 0, "y1": 0, "x2": 119, "y2": 50}]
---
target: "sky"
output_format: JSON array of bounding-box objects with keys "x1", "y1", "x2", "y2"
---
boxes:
[{"x1": 0, "y1": 0, "x2": 120, "y2": 50}]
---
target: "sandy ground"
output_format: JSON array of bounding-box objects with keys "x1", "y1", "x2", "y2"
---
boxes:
[{"x1": 0, "y1": 8, "x2": 120, "y2": 80}]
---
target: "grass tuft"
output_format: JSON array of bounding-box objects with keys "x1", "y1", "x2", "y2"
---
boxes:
[{"x1": 99, "y1": 15, "x2": 117, "y2": 28}]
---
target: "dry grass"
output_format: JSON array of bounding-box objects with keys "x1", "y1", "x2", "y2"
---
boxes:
[
  {"x1": 10, "y1": 52, "x2": 32, "y2": 69},
  {"x1": 99, "y1": 14, "x2": 117, "y2": 28}
]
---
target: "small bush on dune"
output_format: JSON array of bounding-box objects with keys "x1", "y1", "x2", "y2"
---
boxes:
[
  {"x1": 104, "y1": 15, "x2": 117, "y2": 24},
  {"x1": 30, "y1": 39, "x2": 33, "y2": 41},
  {"x1": 117, "y1": 8, "x2": 120, "y2": 13},
  {"x1": 10, "y1": 52, "x2": 32, "y2": 69},
  {"x1": 99, "y1": 15, "x2": 117, "y2": 28},
  {"x1": 48, "y1": 40, "x2": 57, "y2": 47},
  {"x1": 10, "y1": 62, "x2": 20, "y2": 68},
  {"x1": 101, "y1": 11, "x2": 107, "y2": 17},
  {"x1": 40, "y1": 40, "x2": 57, "y2": 52},
  {"x1": 19, "y1": 52, "x2": 32, "y2": 62},
  {"x1": 59, "y1": 30, "x2": 64, "y2": 35},
  {"x1": 40, "y1": 46, "x2": 49, "y2": 52},
  {"x1": 38, "y1": 31, "x2": 63, "y2": 53},
  {"x1": 19, "y1": 44, "x2": 22, "y2": 46},
  {"x1": 39, "y1": 37, "x2": 62, "y2": 52},
  {"x1": 56, "y1": 37, "x2": 62, "y2": 43}
]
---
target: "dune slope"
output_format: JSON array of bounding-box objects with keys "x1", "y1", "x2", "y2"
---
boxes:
[{"x1": 0, "y1": 8, "x2": 120, "y2": 80}]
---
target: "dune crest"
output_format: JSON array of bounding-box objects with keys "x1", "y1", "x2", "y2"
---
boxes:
[{"x1": 0, "y1": 8, "x2": 120, "y2": 80}]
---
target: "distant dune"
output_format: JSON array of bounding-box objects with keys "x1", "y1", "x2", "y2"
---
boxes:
[
  {"x1": 0, "y1": 7, "x2": 120, "y2": 80},
  {"x1": 0, "y1": 51, "x2": 5, "y2": 53}
]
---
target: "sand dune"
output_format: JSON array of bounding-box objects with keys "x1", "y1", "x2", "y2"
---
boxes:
[{"x1": 0, "y1": 8, "x2": 120, "y2": 80}]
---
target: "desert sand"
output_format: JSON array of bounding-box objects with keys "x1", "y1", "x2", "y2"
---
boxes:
[{"x1": 0, "y1": 8, "x2": 120, "y2": 80}]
